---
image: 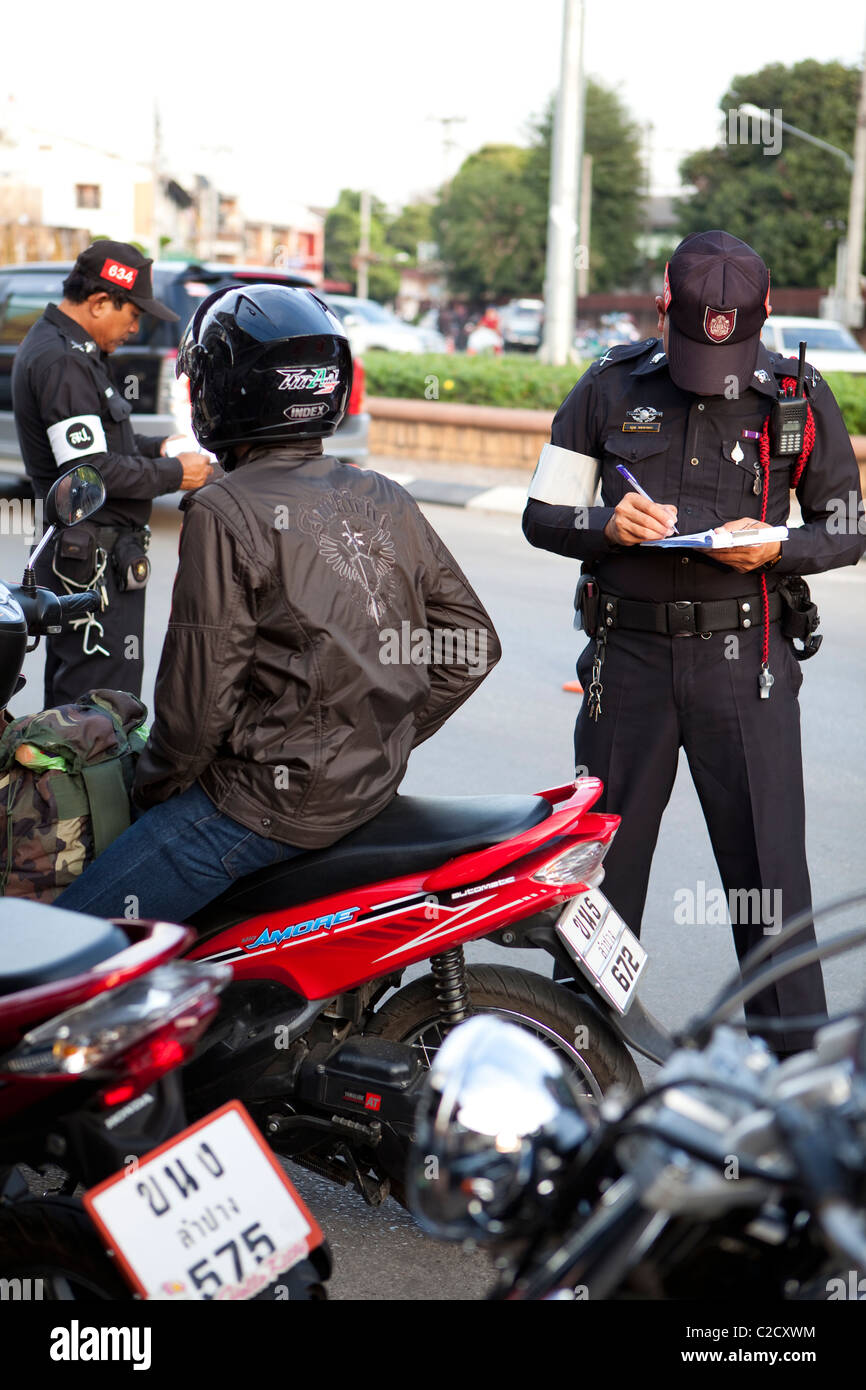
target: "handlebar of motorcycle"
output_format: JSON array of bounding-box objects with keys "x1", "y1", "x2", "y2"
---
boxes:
[
  {"x1": 818, "y1": 1200, "x2": 866, "y2": 1269},
  {"x1": 56, "y1": 591, "x2": 101, "y2": 624},
  {"x1": 2, "y1": 584, "x2": 100, "y2": 639}
]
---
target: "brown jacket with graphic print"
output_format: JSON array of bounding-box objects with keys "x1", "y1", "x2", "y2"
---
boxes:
[{"x1": 133, "y1": 448, "x2": 501, "y2": 848}]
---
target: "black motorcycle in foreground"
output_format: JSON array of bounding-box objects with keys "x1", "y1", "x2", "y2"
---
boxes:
[{"x1": 408, "y1": 892, "x2": 866, "y2": 1301}]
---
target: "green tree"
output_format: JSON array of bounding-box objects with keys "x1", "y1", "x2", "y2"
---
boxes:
[
  {"x1": 384, "y1": 201, "x2": 434, "y2": 263},
  {"x1": 526, "y1": 83, "x2": 644, "y2": 292},
  {"x1": 323, "y1": 189, "x2": 400, "y2": 301},
  {"x1": 676, "y1": 60, "x2": 860, "y2": 286},
  {"x1": 434, "y1": 80, "x2": 644, "y2": 300},
  {"x1": 434, "y1": 144, "x2": 546, "y2": 301}
]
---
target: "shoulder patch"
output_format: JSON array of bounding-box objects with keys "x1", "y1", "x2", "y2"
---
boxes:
[{"x1": 592, "y1": 339, "x2": 658, "y2": 373}]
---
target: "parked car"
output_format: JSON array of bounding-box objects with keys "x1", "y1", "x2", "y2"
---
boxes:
[
  {"x1": 323, "y1": 294, "x2": 444, "y2": 354},
  {"x1": 760, "y1": 316, "x2": 866, "y2": 374},
  {"x1": 499, "y1": 298, "x2": 544, "y2": 352},
  {"x1": 417, "y1": 307, "x2": 451, "y2": 353},
  {"x1": 0, "y1": 261, "x2": 370, "y2": 472}
]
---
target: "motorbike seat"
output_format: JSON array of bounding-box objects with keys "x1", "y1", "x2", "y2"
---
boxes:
[
  {"x1": 189, "y1": 793, "x2": 552, "y2": 935},
  {"x1": 0, "y1": 899, "x2": 128, "y2": 999}
]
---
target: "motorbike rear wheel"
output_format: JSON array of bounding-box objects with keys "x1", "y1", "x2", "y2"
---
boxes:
[
  {"x1": 0, "y1": 1196, "x2": 128, "y2": 1299},
  {"x1": 368, "y1": 964, "x2": 642, "y2": 1100},
  {"x1": 0, "y1": 1194, "x2": 330, "y2": 1301}
]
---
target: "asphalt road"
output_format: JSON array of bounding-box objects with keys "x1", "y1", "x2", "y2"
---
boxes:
[{"x1": 2, "y1": 486, "x2": 865, "y2": 1300}]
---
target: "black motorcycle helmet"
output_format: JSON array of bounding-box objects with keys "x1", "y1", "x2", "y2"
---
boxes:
[{"x1": 177, "y1": 283, "x2": 353, "y2": 459}]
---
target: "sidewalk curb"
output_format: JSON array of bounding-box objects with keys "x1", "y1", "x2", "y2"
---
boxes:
[{"x1": 377, "y1": 468, "x2": 526, "y2": 516}]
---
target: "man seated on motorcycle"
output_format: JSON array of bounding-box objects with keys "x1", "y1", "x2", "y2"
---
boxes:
[{"x1": 56, "y1": 285, "x2": 500, "y2": 921}]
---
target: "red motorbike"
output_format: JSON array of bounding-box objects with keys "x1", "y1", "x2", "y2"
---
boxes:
[
  {"x1": 0, "y1": 465, "x2": 330, "y2": 1300},
  {"x1": 180, "y1": 775, "x2": 647, "y2": 1205}
]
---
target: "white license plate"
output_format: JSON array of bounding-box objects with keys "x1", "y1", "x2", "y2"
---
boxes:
[
  {"x1": 556, "y1": 887, "x2": 647, "y2": 1014},
  {"x1": 84, "y1": 1101, "x2": 322, "y2": 1301}
]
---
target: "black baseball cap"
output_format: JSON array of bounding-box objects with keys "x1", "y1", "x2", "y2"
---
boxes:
[
  {"x1": 663, "y1": 230, "x2": 770, "y2": 395},
  {"x1": 72, "y1": 240, "x2": 179, "y2": 322}
]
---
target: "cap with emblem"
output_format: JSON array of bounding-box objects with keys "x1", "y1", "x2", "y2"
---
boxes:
[
  {"x1": 72, "y1": 240, "x2": 179, "y2": 322},
  {"x1": 663, "y1": 230, "x2": 770, "y2": 395}
]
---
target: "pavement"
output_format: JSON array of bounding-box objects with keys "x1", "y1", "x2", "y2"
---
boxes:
[
  {"x1": 2, "y1": 493, "x2": 865, "y2": 1300},
  {"x1": 368, "y1": 454, "x2": 530, "y2": 515}
]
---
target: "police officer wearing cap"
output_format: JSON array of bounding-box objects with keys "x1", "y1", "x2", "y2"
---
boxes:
[
  {"x1": 523, "y1": 230, "x2": 866, "y2": 1056},
  {"x1": 12, "y1": 239, "x2": 213, "y2": 706}
]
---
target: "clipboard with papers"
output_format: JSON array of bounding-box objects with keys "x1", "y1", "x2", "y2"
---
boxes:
[{"x1": 641, "y1": 525, "x2": 788, "y2": 550}]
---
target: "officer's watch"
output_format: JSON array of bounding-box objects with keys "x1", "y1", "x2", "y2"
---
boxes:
[{"x1": 762, "y1": 553, "x2": 782, "y2": 571}]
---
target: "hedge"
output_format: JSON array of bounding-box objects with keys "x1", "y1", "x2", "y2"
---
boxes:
[
  {"x1": 363, "y1": 351, "x2": 866, "y2": 434},
  {"x1": 363, "y1": 352, "x2": 584, "y2": 412}
]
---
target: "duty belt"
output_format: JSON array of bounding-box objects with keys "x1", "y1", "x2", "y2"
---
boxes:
[
  {"x1": 89, "y1": 524, "x2": 149, "y2": 551},
  {"x1": 597, "y1": 590, "x2": 783, "y2": 637}
]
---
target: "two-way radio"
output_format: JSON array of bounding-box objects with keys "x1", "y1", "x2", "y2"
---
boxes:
[{"x1": 770, "y1": 339, "x2": 808, "y2": 455}]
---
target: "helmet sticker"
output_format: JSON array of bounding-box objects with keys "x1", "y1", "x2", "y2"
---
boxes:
[
  {"x1": 276, "y1": 366, "x2": 340, "y2": 395},
  {"x1": 286, "y1": 403, "x2": 330, "y2": 421}
]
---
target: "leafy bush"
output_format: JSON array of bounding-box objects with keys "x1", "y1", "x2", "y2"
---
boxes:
[
  {"x1": 364, "y1": 351, "x2": 866, "y2": 432},
  {"x1": 823, "y1": 374, "x2": 866, "y2": 435},
  {"x1": 364, "y1": 352, "x2": 586, "y2": 411}
]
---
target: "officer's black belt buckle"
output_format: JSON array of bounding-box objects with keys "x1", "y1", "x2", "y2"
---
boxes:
[{"x1": 669, "y1": 600, "x2": 697, "y2": 637}]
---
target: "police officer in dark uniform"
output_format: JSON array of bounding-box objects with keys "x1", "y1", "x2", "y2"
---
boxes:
[
  {"x1": 12, "y1": 239, "x2": 213, "y2": 706},
  {"x1": 523, "y1": 230, "x2": 866, "y2": 1056}
]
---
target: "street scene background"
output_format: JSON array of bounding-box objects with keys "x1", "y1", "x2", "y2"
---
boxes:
[
  {"x1": 2, "y1": 482, "x2": 862, "y2": 1299},
  {"x1": 3, "y1": 0, "x2": 866, "y2": 1307}
]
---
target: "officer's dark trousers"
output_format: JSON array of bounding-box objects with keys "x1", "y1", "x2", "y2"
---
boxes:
[
  {"x1": 36, "y1": 543, "x2": 146, "y2": 709},
  {"x1": 572, "y1": 619, "x2": 826, "y2": 1054}
]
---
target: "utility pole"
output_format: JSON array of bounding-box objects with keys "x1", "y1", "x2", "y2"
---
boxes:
[
  {"x1": 356, "y1": 187, "x2": 371, "y2": 299},
  {"x1": 577, "y1": 152, "x2": 592, "y2": 297},
  {"x1": 151, "y1": 103, "x2": 162, "y2": 261},
  {"x1": 428, "y1": 115, "x2": 467, "y2": 191},
  {"x1": 844, "y1": 18, "x2": 866, "y2": 327},
  {"x1": 540, "y1": 0, "x2": 585, "y2": 364}
]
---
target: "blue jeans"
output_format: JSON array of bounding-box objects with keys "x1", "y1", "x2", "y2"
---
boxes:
[{"x1": 56, "y1": 782, "x2": 302, "y2": 922}]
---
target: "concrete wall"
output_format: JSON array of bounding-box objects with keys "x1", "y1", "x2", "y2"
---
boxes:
[{"x1": 368, "y1": 397, "x2": 866, "y2": 496}]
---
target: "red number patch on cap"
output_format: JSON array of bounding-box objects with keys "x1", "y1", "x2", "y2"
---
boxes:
[{"x1": 100, "y1": 258, "x2": 138, "y2": 288}]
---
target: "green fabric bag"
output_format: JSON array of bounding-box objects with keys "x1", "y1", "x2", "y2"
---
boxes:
[{"x1": 0, "y1": 688, "x2": 148, "y2": 903}]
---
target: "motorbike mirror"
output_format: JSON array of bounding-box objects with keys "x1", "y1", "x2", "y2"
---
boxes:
[
  {"x1": 408, "y1": 1016, "x2": 591, "y2": 1243},
  {"x1": 44, "y1": 464, "x2": 106, "y2": 528},
  {"x1": 25, "y1": 465, "x2": 106, "y2": 583}
]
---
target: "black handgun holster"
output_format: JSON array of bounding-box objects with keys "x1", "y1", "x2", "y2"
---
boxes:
[
  {"x1": 574, "y1": 570, "x2": 600, "y2": 637},
  {"x1": 777, "y1": 576, "x2": 823, "y2": 660}
]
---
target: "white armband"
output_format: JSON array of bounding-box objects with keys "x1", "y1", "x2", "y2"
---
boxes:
[
  {"x1": 527, "y1": 442, "x2": 602, "y2": 508},
  {"x1": 47, "y1": 415, "x2": 107, "y2": 468}
]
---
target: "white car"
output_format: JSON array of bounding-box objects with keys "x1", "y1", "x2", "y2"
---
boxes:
[
  {"x1": 499, "y1": 298, "x2": 544, "y2": 352},
  {"x1": 760, "y1": 317, "x2": 866, "y2": 374},
  {"x1": 323, "y1": 295, "x2": 444, "y2": 354}
]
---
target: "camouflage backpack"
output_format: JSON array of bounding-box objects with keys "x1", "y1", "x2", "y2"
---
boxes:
[{"x1": 0, "y1": 689, "x2": 148, "y2": 903}]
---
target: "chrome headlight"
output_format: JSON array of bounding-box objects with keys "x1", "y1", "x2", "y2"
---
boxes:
[{"x1": 409, "y1": 1016, "x2": 591, "y2": 1242}]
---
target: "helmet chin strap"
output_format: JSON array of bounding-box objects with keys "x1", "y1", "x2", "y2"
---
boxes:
[{"x1": 218, "y1": 446, "x2": 241, "y2": 473}]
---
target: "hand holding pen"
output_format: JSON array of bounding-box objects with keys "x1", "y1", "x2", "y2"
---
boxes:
[{"x1": 603, "y1": 464, "x2": 679, "y2": 546}]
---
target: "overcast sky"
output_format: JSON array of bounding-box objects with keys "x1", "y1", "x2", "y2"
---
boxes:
[{"x1": 4, "y1": 0, "x2": 866, "y2": 216}]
